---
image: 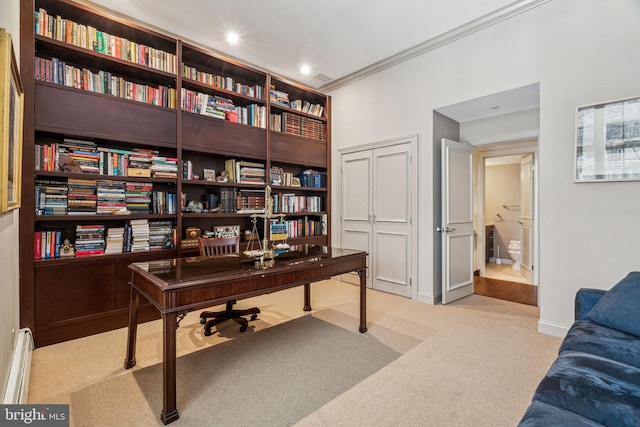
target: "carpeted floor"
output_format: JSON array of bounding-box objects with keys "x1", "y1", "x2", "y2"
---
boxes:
[{"x1": 28, "y1": 279, "x2": 562, "y2": 426}]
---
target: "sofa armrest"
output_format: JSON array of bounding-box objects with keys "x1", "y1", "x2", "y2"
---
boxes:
[{"x1": 575, "y1": 288, "x2": 606, "y2": 320}]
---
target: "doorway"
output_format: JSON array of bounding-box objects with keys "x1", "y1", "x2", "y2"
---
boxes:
[{"x1": 474, "y1": 140, "x2": 538, "y2": 306}]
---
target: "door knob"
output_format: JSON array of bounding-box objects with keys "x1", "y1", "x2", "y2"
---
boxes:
[{"x1": 436, "y1": 227, "x2": 456, "y2": 233}]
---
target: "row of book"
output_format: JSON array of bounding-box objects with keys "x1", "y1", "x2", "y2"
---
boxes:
[
  {"x1": 35, "y1": 178, "x2": 176, "y2": 216},
  {"x1": 269, "y1": 86, "x2": 324, "y2": 118},
  {"x1": 283, "y1": 215, "x2": 328, "y2": 239},
  {"x1": 269, "y1": 112, "x2": 326, "y2": 142},
  {"x1": 35, "y1": 56, "x2": 176, "y2": 108},
  {"x1": 34, "y1": 219, "x2": 177, "y2": 260},
  {"x1": 217, "y1": 187, "x2": 267, "y2": 214},
  {"x1": 35, "y1": 8, "x2": 177, "y2": 74},
  {"x1": 272, "y1": 194, "x2": 322, "y2": 214},
  {"x1": 181, "y1": 88, "x2": 267, "y2": 127},
  {"x1": 35, "y1": 139, "x2": 178, "y2": 178},
  {"x1": 182, "y1": 65, "x2": 263, "y2": 100}
]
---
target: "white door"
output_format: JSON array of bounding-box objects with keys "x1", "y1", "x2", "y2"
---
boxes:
[
  {"x1": 520, "y1": 154, "x2": 534, "y2": 281},
  {"x1": 441, "y1": 138, "x2": 474, "y2": 304},
  {"x1": 371, "y1": 144, "x2": 412, "y2": 297},
  {"x1": 341, "y1": 142, "x2": 414, "y2": 297},
  {"x1": 341, "y1": 151, "x2": 372, "y2": 287}
]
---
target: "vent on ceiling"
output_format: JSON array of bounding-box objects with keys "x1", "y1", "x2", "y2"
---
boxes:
[{"x1": 313, "y1": 73, "x2": 332, "y2": 83}]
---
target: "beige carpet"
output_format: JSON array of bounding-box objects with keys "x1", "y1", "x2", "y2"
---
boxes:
[{"x1": 28, "y1": 279, "x2": 562, "y2": 426}]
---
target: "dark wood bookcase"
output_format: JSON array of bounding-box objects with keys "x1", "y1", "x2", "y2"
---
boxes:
[{"x1": 19, "y1": 0, "x2": 331, "y2": 347}]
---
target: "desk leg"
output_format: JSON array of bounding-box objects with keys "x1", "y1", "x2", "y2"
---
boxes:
[
  {"x1": 359, "y1": 269, "x2": 367, "y2": 333},
  {"x1": 303, "y1": 283, "x2": 312, "y2": 311},
  {"x1": 161, "y1": 311, "x2": 180, "y2": 424},
  {"x1": 124, "y1": 286, "x2": 139, "y2": 369}
]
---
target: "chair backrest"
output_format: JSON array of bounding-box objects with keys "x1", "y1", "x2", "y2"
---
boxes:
[{"x1": 198, "y1": 236, "x2": 240, "y2": 256}]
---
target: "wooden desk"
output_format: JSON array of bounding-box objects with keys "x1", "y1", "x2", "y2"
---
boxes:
[{"x1": 124, "y1": 245, "x2": 367, "y2": 424}]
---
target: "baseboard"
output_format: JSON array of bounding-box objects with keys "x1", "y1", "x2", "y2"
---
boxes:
[
  {"x1": 537, "y1": 319, "x2": 569, "y2": 338},
  {"x1": 3, "y1": 328, "x2": 34, "y2": 404},
  {"x1": 417, "y1": 292, "x2": 441, "y2": 305}
]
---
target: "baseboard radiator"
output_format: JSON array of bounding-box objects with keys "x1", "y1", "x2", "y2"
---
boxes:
[{"x1": 3, "y1": 328, "x2": 34, "y2": 404}]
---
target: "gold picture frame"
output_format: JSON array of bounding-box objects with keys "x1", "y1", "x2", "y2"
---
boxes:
[{"x1": 0, "y1": 29, "x2": 23, "y2": 213}]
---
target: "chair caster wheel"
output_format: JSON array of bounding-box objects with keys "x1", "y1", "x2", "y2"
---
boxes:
[
  {"x1": 204, "y1": 329, "x2": 212, "y2": 336},
  {"x1": 200, "y1": 318, "x2": 206, "y2": 325},
  {"x1": 240, "y1": 325, "x2": 247, "y2": 332},
  {"x1": 250, "y1": 314, "x2": 258, "y2": 321}
]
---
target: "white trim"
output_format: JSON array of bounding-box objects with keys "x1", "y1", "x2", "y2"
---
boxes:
[
  {"x1": 417, "y1": 291, "x2": 441, "y2": 305},
  {"x1": 538, "y1": 320, "x2": 569, "y2": 338},
  {"x1": 3, "y1": 328, "x2": 34, "y2": 404},
  {"x1": 465, "y1": 129, "x2": 540, "y2": 146},
  {"x1": 320, "y1": 0, "x2": 552, "y2": 92}
]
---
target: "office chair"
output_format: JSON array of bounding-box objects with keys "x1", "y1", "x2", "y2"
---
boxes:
[{"x1": 197, "y1": 236, "x2": 260, "y2": 335}]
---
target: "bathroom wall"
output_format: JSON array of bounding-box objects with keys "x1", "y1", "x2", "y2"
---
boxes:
[{"x1": 485, "y1": 163, "x2": 520, "y2": 262}]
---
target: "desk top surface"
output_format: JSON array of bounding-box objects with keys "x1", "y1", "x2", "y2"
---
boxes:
[{"x1": 128, "y1": 245, "x2": 366, "y2": 288}]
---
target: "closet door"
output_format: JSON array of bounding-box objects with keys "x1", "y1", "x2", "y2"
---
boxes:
[
  {"x1": 371, "y1": 143, "x2": 412, "y2": 297},
  {"x1": 341, "y1": 151, "x2": 373, "y2": 287},
  {"x1": 341, "y1": 142, "x2": 414, "y2": 297}
]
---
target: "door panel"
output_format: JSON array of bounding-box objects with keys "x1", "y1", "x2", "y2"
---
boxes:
[
  {"x1": 341, "y1": 152, "x2": 372, "y2": 286},
  {"x1": 520, "y1": 154, "x2": 534, "y2": 281},
  {"x1": 373, "y1": 144, "x2": 412, "y2": 297},
  {"x1": 441, "y1": 138, "x2": 474, "y2": 304}
]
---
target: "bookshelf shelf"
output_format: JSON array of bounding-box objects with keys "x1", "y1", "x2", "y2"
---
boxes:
[{"x1": 21, "y1": 0, "x2": 330, "y2": 347}]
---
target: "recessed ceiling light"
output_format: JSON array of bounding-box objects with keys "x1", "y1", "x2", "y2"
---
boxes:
[
  {"x1": 300, "y1": 64, "x2": 311, "y2": 75},
  {"x1": 226, "y1": 31, "x2": 239, "y2": 45}
]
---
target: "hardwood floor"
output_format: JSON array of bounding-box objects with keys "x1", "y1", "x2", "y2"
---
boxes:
[{"x1": 474, "y1": 275, "x2": 538, "y2": 306}]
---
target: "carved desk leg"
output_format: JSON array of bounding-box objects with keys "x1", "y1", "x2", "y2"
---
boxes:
[
  {"x1": 124, "y1": 286, "x2": 140, "y2": 369},
  {"x1": 359, "y1": 269, "x2": 367, "y2": 333},
  {"x1": 161, "y1": 310, "x2": 179, "y2": 424},
  {"x1": 303, "y1": 283, "x2": 312, "y2": 311}
]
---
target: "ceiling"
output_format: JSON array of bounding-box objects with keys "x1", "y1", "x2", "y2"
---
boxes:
[{"x1": 82, "y1": 0, "x2": 542, "y2": 122}]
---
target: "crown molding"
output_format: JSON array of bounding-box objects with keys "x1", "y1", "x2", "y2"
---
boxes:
[{"x1": 319, "y1": 0, "x2": 552, "y2": 93}]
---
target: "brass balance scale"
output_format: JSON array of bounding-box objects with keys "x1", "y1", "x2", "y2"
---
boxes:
[{"x1": 243, "y1": 185, "x2": 290, "y2": 268}]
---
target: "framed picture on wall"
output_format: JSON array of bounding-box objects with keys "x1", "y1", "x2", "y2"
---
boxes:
[
  {"x1": 575, "y1": 95, "x2": 640, "y2": 182},
  {"x1": 0, "y1": 29, "x2": 24, "y2": 213}
]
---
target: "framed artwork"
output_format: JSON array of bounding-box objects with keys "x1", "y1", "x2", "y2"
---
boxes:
[
  {"x1": 0, "y1": 29, "x2": 24, "y2": 213},
  {"x1": 213, "y1": 225, "x2": 240, "y2": 238},
  {"x1": 575, "y1": 95, "x2": 640, "y2": 182}
]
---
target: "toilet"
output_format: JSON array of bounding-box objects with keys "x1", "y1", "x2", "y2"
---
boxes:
[{"x1": 507, "y1": 240, "x2": 521, "y2": 270}]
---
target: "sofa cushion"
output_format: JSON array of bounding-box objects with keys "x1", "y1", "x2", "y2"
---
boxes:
[
  {"x1": 560, "y1": 320, "x2": 640, "y2": 369},
  {"x1": 518, "y1": 401, "x2": 604, "y2": 426},
  {"x1": 588, "y1": 272, "x2": 640, "y2": 337},
  {"x1": 533, "y1": 351, "x2": 640, "y2": 427}
]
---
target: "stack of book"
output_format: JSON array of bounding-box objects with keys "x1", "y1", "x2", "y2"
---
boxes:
[
  {"x1": 300, "y1": 169, "x2": 327, "y2": 188},
  {"x1": 127, "y1": 149, "x2": 157, "y2": 178},
  {"x1": 74, "y1": 224, "x2": 105, "y2": 256},
  {"x1": 149, "y1": 220, "x2": 174, "y2": 250},
  {"x1": 104, "y1": 227, "x2": 125, "y2": 254},
  {"x1": 282, "y1": 113, "x2": 326, "y2": 141},
  {"x1": 125, "y1": 182, "x2": 152, "y2": 214},
  {"x1": 96, "y1": 180, "x2": 126, "y2": 214},
  {"x1": 35, "y1": 179, "x2": 68, "y2": 215},
  {"x1": 269, "y1": 86, "x2": 289, "y2": 107},
  {"x1": 67, "y1": 178, "x2": 97, "y2": 215},
  {"x1": 129, "y1": 219, "x2": 150, "y2": 252},
  {"x1": 58, "y1": 139, "x2": 100, "y2": 174},
  {"x1": 150, "y1": 155, "x2": 178, "y2": 178}
]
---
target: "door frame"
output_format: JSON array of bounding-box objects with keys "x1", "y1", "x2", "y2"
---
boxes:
[
  {"x1": 338, "y1": 134, "x2": 419, "y2": 300},
  {"x1": 474, "y1": 139, "x2": 539, "y2": 286}
]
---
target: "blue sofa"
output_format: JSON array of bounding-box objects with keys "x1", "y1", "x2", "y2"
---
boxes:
[{"x1": 519, "y1": 272, "x2": 640, "y2": 426}]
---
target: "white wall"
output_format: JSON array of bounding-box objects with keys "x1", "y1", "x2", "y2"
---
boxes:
[
  {"x1": 0, "y1": 0, "x2": 21, "y2": 398},
  {"x1": 330, "y1": 0, "x2": 640, "y2": 336}
]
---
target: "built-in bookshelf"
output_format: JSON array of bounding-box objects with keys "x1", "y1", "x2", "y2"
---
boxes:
[{"x1": 20, "y1": 0, "x2": 331, "y2": 347}]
